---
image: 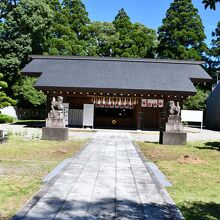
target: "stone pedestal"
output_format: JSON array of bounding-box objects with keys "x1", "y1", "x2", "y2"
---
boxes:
[
  {"x1": 160, "y1": 115, "x2": 187, "y2": 145},
  {"x1": 42, "y1": 108, "x2": 69, "y2": 141},
  {"x1": 42, "y1": 127, "x2": 68, "y2": 141},
  {"x1": 46, "y1": 118, "x2": 65, "y2": 128},
  {"x1": 159, "y1": 132, "x2": 187, "y2": 145}
]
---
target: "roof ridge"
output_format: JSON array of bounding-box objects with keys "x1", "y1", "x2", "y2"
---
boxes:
[{"x1": 29, "y1": 55, "x2": 204, "y2": 65}]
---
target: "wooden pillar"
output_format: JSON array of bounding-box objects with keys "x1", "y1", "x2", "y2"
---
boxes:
[{"x1": 136, "y1": 99, "x2": 142, "y2": 130}]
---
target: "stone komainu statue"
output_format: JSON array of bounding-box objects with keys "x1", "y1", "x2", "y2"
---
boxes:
[
  {"x1": 169, "y1": 101, "x2": 181, "y2": 116},
  {"x1": 43, "y1": 96, "x2": 68, "y2": 140},
  {"x1": 50, "y1": 96, "x2": 64, "y2": 119},
  {"x1": 51, "y1": 96, "x2": 64, "y2": 111}
]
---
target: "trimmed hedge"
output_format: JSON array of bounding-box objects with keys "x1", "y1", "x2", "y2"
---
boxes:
[{"x1": 0, "y1": 114, "x2": 14, "y2": 123}]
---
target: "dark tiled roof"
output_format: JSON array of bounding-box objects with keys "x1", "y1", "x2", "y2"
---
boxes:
[{"x1": 21, "y1": 55, "x2": 212, "y2": 94}]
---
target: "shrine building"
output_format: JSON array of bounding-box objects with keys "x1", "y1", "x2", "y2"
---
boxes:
[{"x1": 21, "y1": 55, "x2": 211, "y2": 130}]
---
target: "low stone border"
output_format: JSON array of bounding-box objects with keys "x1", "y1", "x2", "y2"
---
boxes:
[{"x1": 133, "y1": 141, "x2": 185, "y2": 220}]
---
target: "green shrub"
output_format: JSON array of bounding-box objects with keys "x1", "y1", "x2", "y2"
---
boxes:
[{"x1": 0, "y1": 114, "x2": 14, "y2": 123}]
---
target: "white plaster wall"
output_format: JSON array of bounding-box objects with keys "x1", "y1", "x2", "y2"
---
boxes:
[{"x1": 0, "y1": 106, "x2": 18, "y2": 119}]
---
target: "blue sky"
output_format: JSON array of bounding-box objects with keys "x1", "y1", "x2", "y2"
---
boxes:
[{"x1": 82, "y1": 0, "x2": 219, "y2": 47}]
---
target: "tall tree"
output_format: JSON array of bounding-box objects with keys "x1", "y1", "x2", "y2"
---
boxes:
[
  {"x1": 113, "y1": 8, "x2": 132, "y2": 35},
  {"x1": 112, "y1": 8, "x2": 132, "y2": 57},
  {"x1": 0, "y1": 0, "x2": 19, "y2": 19},
  {"x1": 112, "y1": 8, "x2": 157, "y2": 58},
  {"x1": 129, "y1": 23, "x2": 156, "y2": 58},
  {"x1": 88, "y1": 22, "x2": 118, "y2": 56},
  {"x1": 211, "y1": 21, "x2": 220, "y2": 65},
  {"x1": 62, "y1": 0, "x2": 90, "y2": 39},
  {"x1": 207, "y1": 21, "x2": 220, "y2": 81},
  {"x1": 157, "y1": 0, "x2": 207, "y2": 60},
  {"x1": 47, "y1": 0, "x2": 94, "y2": 56},
  {"x1": 46, "y1": 1, "x2": 80, "y2": 55},
  {"x1": 0, "y1": 0, "x2": 53, "y2": 103}
]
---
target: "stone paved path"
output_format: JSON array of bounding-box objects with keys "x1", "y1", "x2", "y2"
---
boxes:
[{"x1": 15, "y1": 131, "x2": 183, "y2": 220}]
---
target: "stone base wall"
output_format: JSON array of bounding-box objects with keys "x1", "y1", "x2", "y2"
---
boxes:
[
  {"x1": 159, "y1": 132, "x2": 187, "y2": 145},
  {"x1": 42, "y1": 127, "x2": 69, "y2": 141}
]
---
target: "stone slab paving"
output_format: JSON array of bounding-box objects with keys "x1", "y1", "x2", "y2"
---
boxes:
[{"x1": 14, "y1": 131, "x2": 183, "y2": 220}]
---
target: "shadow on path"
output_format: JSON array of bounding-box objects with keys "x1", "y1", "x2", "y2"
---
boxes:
[{"x1": 12, "y1": 196, "x2": 183, "y2": 220}]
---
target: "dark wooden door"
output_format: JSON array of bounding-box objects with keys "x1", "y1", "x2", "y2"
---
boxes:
[
  {"x1": 94, "y1": 108, "x2": 136, "y2": 129},
  {"x1": 142, "y1": 108, "x2": 160, "y2": 130}
]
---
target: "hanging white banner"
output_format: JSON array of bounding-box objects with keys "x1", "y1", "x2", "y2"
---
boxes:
[
  {"x1": 153, "y1": 99, "x2": 158, "y2": 107},
  {"x1": 141, "y1": 99, "x2": 147, "y2": 107},
  {"x1": 147, "y1": 99, "x2": 153, "y2": 107},
  {"x1": 158, "y1": 99, "x2": 164, "y2": 108}
]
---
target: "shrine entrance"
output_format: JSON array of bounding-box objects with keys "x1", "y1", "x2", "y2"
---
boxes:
[{"x1": 94, "y1": 107, "x2": 136, "y2": 129}]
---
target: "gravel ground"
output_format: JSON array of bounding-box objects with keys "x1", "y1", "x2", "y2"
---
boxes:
[
  {"x1": 131, "y1": 127, "x2": 220, "y2": 142},
  {"x1": 0, "y1": 124, "x2": 42, "y2": 139},
  {"x1": 0, "y1": 124, "x2": 219, "y2": 142},
  {"x1": 0, "y1": 124, "x2": 96, "y2": 140}
]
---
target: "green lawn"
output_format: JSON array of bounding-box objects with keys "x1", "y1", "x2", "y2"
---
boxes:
[
  {"x1": 138, "y1": 141, "x2": 220, "y2": 220},
  {"x1": 0, "y1": 135, "x2": 86, "y2": 219}
]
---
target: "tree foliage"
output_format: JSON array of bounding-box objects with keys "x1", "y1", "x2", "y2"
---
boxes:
[
  {"x1": 183, "y1": 87, "x2": 209, "y2": 110},
  {"x1": 0, "y1": 0, "x2": 53, "y2": 105},
  {"x1": 3, "y1": 0, "x2": 212, "y2": 111},
  {"x1": 0, "y1": 0, "x2": 19, "y2": 19},
  {"x1": 88, "y1": 22, "x2": 117, "y2": 56},
  {"x1": 0, "y1": 73, "x2": 16, "y2": 109},
  {"x1": 0, "y1": 0, "x2": 53, "y2": 82},
  {"x1": 157, "y1": 0, "x2": 207, "y2": 60},
  {"x1": 47, "y1": 6, "x2": 157, "y2": 58},
  {"x1": 13, "y1": 77, "x2": 46, "y2": 107},
  {"x1": 203, "y1": 0, "x2": 220, "y2": 10},
  {"x1": 211, "y1": 21, "x2": 220, "y2": 67},
  {"x1": 111, "y1": 8, "x2": 156, "y2": 58},
  {"x1": 46, "y1": 0, "x2": 96, "y2": 56},
  {"x1": 205, "y1": 21, "x2": 220, "y2": 81},
  {"x1": 62, "y1": 0, "x2": 90, "y2": 39}
]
